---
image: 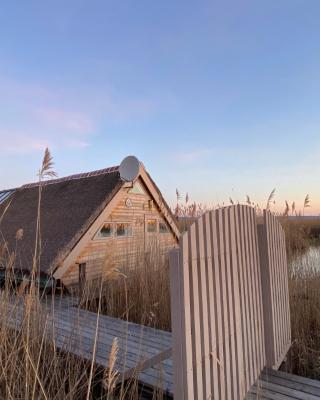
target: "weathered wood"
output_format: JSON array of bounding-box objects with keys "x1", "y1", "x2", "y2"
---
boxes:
[
  {"x1": 169, "y1": 248, "x2": 185, "y2": 399},
  {"x1": 258, "y1": 211, "x2": 291, "y2": 369},
  {"x1": 141, "y1": 360, "x2": 320, "y2": 400},
  {"x1": 1, "y1": 294, "x2": 172, "y2": 381},
  {"x1": 203, "y1": 212, "x2": 219, "y2": 400},
  {"x1": 169, "y1": 205, "x2": 267, "y2": 400},
  {"x1": 60, "y1": 178, "x2": 178, "y2": 286}
]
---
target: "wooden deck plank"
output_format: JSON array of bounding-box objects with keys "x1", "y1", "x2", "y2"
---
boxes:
[
  {"x1": 247, "y1": 386, "x2": 297, "y2": 400},
  {"x1": 1, "y1": 294, "x2": 172, "y2": 380},
  {"x1": 255, "y1": 379, "x2": 320, "y2": 400},
  {"x1": 261, "y1": 371, "x2": 320, "y2": 397},
  {"x1": 265, "y1": 369, "x2": 320, "y2": 389},
  {"x1": 4, "y1": 302, "x2": 170, "y2": 363},
  {"x1": 3, "y1": 305, "x2": 166, "y2": 373},
  {"x1": 141, "y1": 360, "x2": 320, "y2": 400}
]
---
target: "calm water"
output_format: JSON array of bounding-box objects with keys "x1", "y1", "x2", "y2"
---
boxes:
[{"x1": 291, "y1": 246, "x2": 320, "y2": 275}]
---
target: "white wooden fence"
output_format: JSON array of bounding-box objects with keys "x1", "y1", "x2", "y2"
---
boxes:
[
  {"x1": 258, "y1": 210, "x2": 291, "y2": 369},
  {"x1": 170, "y1": 205, "x2": 291, "y2": 400}
]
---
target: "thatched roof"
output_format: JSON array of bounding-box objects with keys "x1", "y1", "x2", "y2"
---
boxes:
[{"x1": 0, "y1": 167, "x2": 122, "y2": 275}]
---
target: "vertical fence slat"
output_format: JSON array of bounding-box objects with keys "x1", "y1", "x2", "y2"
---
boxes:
[
  {"x1": 272, "y1": 212, "x2": 281, "y2": 358},
  {"x1": 224, "y1": 207, "x2": 237, "y2": 400},
  {"x1": 236, "y1": 205, "x2": 250, "y2": 392},
  {"x1": 203, "y1": 212, "x2": 220, "y2": 400},
  {"x1": 189, "y1": 223, "x2": 204, "y2": 399},
  {"x1": 277, "y1": 219, "x2": 285, "y2": 351},
  {"x1": 266, "y1": 212, "x2": 277, "y2": 362},
  {"x1": 235, "y1": 205, "x2": 249, "y2": 395},
  {"x1": 257, "y1": 210, "x2": 291, "y2": 369},
  {"x1": 251, "y1": 207, "x2": 266, "y2": 369},
  {"x1": 283, "y1": 229, "x2": 291, "y2": 344},
  {"x1": 247, "y1": 207, "x2": 259, "y2": 379},
  {"x1": 229, "y1": 206, "x2": 245, "y2": 398},
  {"x1": 196, "y1": 217, "x2": 211, "y2": 398},
  {"x1": 258, "y1": 213, "x2": 274, "y2": 367},
  {"x1": 211, "y1": 210, "x2": 225, "y2": 398},
  {"x1": 217, "y1": 208, "x2": 232, "y2": 399},
  {"x1": 243, "y1": 205, "x2": 256, "y2": 386},
  {"x1": 169, "y1": 248, "x2": 184, "y2": 399}
]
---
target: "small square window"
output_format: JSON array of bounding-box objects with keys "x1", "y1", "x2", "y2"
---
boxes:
[
  {"x1": 159, "y1": 222, "x2": 169, "y2": 233},
  {"x1": 116, "y1": 223, "x2": 132, "y2": 237},
  {"x1": 147, "y1": 219, "x2": 157, "y2": 233},
  {"x1": 128, "y1": 182, "x2": 145, "y2": 195},
  {"x1": 95, "y1": 222, "x2": 113, "y2": 239}
]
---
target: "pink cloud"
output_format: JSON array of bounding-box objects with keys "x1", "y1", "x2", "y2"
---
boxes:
[{"x1": 33, "y1": 107, "x2": 94, "y2": 135}]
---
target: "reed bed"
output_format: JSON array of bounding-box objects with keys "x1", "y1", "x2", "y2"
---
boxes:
[
  {"x1": 84, "y1": 249, "x2": 171, "y2": 332},
  {"x1": 285, "y1": 248, "x2": 320, "y2": 379},
  {"x1": 0, "y1": 291, "x2": 105, "y2": 399}
]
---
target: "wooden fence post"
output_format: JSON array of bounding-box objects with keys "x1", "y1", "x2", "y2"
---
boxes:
[
  {"x1": 78, "y1": 262, "x2": 86, "y2": 304},
  {"x1": 257, "y1": 211, "x2": 291, "y2": 369}
]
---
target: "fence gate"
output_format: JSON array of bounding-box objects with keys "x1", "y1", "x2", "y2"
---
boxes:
[{"x1": 170, "y1": 205, "x2": 291, "y2": 400}]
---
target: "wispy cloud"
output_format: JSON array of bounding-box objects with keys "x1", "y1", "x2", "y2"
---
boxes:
[
  {"x1": 0, "y1": 76, "x2": 95, "y2": 152},
  {"x1": 0, "y1": 130, "x2": 52, "y2": 152},
  {"x1": 0, "y1": 74, "x2": 160, "y2": 153},
  {"x1": 33, "y1": 107, "x2": 94, "y2": 135},
  {"x1": 174, "y1": 148, "x2": 213, "y2": 164}
]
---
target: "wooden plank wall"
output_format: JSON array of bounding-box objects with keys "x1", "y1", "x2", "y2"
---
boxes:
[
  {"x1": 170, "y1": 205, "x2": 266, "y2": 400},
  {"x1": 258, "y1": 210, "x2": 291, "y2": 369},
  {"x1": 62, "y1": 179, "x2": 177, "y2": 287}
]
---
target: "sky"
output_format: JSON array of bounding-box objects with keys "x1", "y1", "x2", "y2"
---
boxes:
[{"x1": 0, "y1": 0, "x2": 320, "y2": 214}]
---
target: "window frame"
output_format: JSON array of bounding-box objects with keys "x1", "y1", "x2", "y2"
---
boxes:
[
  {"x1": 128, "y1": 181, "x2": 145, "y2": 195},
  {"x1": 93, "y1": 222, "x2": 114, "y2": 240},
  {"x1": 146, "y1": 218, "x2": 158, "y2": 233},
  {"x1": 159, "y1": 221, "x2": 169, "y2": 234},
  {"x1": 115, "y1": 221, "x2": 133, "y2": 238}
]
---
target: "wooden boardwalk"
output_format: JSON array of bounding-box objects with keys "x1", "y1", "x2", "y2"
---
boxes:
[
  {"x1": 1, "y1": 294, "x2": 172, "y2": 381},
  {"x1": 2, "y1": 293, "x2": 320, "y2": 399}
]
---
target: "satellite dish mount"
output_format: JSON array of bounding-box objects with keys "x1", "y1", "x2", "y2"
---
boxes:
[{"x1": 119, "y1": 156, "x2": 140, "y2": 182}]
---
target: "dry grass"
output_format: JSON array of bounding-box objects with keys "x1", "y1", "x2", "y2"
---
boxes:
[
  {"x1": 84, "y1": 248, "x2": 171, "y2": 332},
  {"x1": 285, "y1": 248, "x2": 320, "y2": 379},
  {"x1": 0, "y1": 293, "x2": 105, "y2": 399}
]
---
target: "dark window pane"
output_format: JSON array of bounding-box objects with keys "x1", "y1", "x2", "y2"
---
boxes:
[
  {"x1": 128, "y1": 182, "x2": 145, "y2": 195},
  {"x1": 159, "y1": 222, "x2": 169, "y2": 233},
  {"x1": 116, "y1": 223, "x2": 132, "y2": 237},
  {"x1": 96, "y1": 223, "x2": 113, "y2": 238},
  {"x1": 147, "y1": 219, "x2": 157, "y2": 233}
]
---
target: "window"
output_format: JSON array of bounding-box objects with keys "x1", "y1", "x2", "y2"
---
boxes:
[
  {"x1": 147, "y1": 219, "x2": 157, "y2": 233},
  {"x1": 116, "y1": 222, "x2": 132, "y2": 237},
  {"x1": 128, "y1": 181, "x2": 145, "y2": 195},
  {"x1": 159, "y1": 222, "x2": 169, "y2": 233},
  {"x1": 95, "y1": 222, "x2": 113, "y2": 239}
]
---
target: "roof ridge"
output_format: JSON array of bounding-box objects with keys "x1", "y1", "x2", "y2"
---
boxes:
[
  {"x1": 20, "y1": 165, "x2": 120, "y2": 189},
  {"x1": 0, "y1": 188, "x2": 18, "y2": 194}
]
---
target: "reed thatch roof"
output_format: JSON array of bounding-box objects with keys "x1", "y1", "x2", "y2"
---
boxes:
[{"x1": 0, "y1": 167, "x2": 122, "y2": 275}]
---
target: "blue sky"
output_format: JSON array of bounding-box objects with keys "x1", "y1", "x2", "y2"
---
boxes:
[{"x1": 0, "y1": 1, "x2": 320, "y2": 213}]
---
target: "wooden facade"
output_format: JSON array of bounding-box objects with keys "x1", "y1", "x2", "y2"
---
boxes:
[{"x1": 57, "y1": 177, "x2": 178, "y2": 288}]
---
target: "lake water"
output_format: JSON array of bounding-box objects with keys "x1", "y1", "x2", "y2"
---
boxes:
[{"x1": 290, "y1": 246, "x2": 320, "y2": 275}]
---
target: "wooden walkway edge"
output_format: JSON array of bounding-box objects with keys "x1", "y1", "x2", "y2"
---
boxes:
[{"x1": 140, "y1": 362, "x2": 320, "y2": 400}]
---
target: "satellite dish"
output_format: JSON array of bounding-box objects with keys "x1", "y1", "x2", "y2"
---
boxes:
[{"x1": 119, "y1": 156, "x2": 140, "y2": 182}]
